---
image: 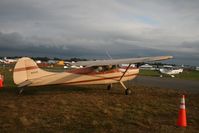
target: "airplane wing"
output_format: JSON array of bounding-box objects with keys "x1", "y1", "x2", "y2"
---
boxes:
[{"x1": 71, "y1": 56, "x2": 173, "y2": 67}]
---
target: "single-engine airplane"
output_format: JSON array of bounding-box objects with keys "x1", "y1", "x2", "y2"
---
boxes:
[
  {"x1": 159, "y1": 65, "x2": 183, "y2": 77},
  {"x1": 4, "y1": 57, "x2": 18, "y2": 64},
  {"x1": 13, "y1": 56, "x2": 173, "y2": 95}
]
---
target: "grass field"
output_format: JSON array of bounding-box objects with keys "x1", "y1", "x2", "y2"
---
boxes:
[
  {"x1": 0, "y1": 65, "x2": 15, "y2": 87},
  {"x1": 0, "y1": 84, "x2": 199, "y2": 132},
  {"x1": 139, "y1": 69, "x2": 199, "y2": 81},
  {"x1": 0, "y1": 66, "x2": 199, "y2": 132}
]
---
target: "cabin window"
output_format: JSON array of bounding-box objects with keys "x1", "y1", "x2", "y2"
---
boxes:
[{"x1": 92, "y1": 65, "x2": 117, "y2": 72}]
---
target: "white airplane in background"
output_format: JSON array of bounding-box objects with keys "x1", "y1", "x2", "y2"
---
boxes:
[
  {"x1": 13, "y1": 56, "x2": 173, "y2": 95},
  {"x1": 0, "y1": 59, "x2": 5, "y2": 63},
  {"x1": 3, "y1": 57, "x2": 17, "y2": 64},
  {"x1": 159, "y1": 65, "x2": 183, "y2": 77}
]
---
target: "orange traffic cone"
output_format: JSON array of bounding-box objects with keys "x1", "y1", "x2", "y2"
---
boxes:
[
  {"x1": 0, "y1": 74, "x2": 3, "y2": 89},
  {"x1": 177, "y1": 95, "x2": 187, "y2": 127}
]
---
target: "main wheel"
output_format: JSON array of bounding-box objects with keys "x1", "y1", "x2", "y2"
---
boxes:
[
  {"x1": 125, "y1": 88, "x2": 132, "y2": 95},
  {"x1": 107, "y1": 84, "x2": 112, "y2": 90}
]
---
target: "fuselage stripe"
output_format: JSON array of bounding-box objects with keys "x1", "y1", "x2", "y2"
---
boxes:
[
  {"x1": 63, "y1": 73, "x2": 138, "y2": 85},
  {"x1": 14, "y1": 66, "x2": 38, "y2": 72}
]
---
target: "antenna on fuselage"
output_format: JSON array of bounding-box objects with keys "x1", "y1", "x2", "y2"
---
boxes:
[{"x1": 105, "y1": 49, "x2": 112, "y2": 59}]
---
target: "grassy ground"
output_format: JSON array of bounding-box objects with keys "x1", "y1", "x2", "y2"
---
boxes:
[
  {"x1": 139, "y1": 69, "x2": 199, "y2": 81},
  {"x1": 0, "y1": 65, "x2": 15, "y2": 87},
  {"x1": 0, "y1": 67, "x2": 199, "y2": 132},
  {"x1": 175, "y1": 70, "x2": 199, "y2": 80},
  {"x1": 0, "y1": 85, "x2": 199, "y2": 133},
  {"x1": 139, "y1": 69, "x2": 161, "y2": 77}
]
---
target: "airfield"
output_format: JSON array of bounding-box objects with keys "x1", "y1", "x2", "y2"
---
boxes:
[{"x1": 0, "y1": 65, "x2": 199, "y2": 132}]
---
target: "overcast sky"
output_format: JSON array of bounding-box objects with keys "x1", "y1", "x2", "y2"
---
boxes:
[{"x1": 0, "y1": 0, "x2": 199, "y2": 65}]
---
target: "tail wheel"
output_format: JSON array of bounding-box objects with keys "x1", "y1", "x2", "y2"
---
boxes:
[{"x1": 18, "y1": 88, "x2": 24, "y2": 95}]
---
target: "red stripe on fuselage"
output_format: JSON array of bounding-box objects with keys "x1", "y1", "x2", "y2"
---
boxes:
[
  {"x1": 64, "y1": 73, "x2": 138, "y2": 85},
  {"x1": 14, "y1": 66, "x2": 38, "y2": 72}
]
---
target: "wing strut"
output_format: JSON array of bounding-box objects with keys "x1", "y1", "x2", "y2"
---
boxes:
[{"x1": 119, "y1": 64, "x2": 131, "y2": 81}]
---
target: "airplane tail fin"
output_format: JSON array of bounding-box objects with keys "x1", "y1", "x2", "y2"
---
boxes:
[{"x1": 13, "y1": 57, "x2": 54, "y2": 86}]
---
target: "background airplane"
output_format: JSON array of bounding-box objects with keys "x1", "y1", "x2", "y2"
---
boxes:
[
  {"x1": 0, "y1": 57, "x2": 18, "y2": 64},
  {"x1": 13, "y1": 56, "x2": 173, "y2": 95},
  {"x1": 159, "y1": 65, "x2": 183, "y2": 77},
  {"x1": 0, "y1": 59, "x2": 5, "y2": 63}
]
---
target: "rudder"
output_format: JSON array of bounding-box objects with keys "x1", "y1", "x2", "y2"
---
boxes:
[{"x1": 13, "y1": 57, "x2": 54, "y2": 86}]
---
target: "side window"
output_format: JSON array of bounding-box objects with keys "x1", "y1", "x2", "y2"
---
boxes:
[
  {"x1": 92, "y1": 65, "x2": 117, "y2": 73},
  {"x1": 93, "y1": 66, "x2": 103, "y2": 73}
]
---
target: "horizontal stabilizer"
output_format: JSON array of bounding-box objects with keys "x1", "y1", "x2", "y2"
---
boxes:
[{"x1": 18, "y1": 80, "x2": 32, "y2": 87}]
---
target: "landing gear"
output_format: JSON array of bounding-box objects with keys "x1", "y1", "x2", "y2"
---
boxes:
[
  {"x1": 125, "y1": 88, "x2": 132, "y2": 95},
  {"x1": 107, "y1": 84, "x2": 112, "y2": 90},
  {"x1": 120, "y1": 81, "x2": 132, "y2": 95},
  {"x1": 118, "y1": 63, "x2": 132, "y2": 95}
]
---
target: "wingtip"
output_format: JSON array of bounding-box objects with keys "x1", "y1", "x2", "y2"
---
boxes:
[
  {"x1": 162, "y1": 56, "x2": 173, "y2": 59},
  {"x1": 168, "y1": 56, "x2": 173, "y2": 59},
  {"x1": 159, "y1": 55, "x2": 173, "y2": 60}
]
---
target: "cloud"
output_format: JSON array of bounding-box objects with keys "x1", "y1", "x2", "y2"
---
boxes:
[
  {"x1": 0, "y1": 31, "x2": 198, "y2": 66},
  {"x1": 0, "y1": 0, "x2": 199, "y2": 65}
]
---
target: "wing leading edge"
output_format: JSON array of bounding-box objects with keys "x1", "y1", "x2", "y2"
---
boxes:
[{"x1": 72, "y1": 56, "x2": 173, "y2": 67}]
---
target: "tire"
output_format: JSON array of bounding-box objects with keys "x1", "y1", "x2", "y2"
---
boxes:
[
  {"x1": 125, "y1": 88, "x2": 131, "y2": 95},
  {"x1": 107, "y1": 84, "x2": 112, "y2": 90}
]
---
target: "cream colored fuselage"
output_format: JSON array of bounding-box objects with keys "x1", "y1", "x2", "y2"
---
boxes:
[
  {"x1": 28, "y1": 68, "x2": 139, "y2": 86},
  {"x1": 13, "y1": 57, "x2": 139, "y2": 87}
]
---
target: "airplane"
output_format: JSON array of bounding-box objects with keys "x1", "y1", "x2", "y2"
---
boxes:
[
  {"x1": 13, "y1": 56, "x2": 173, "y2": 95},
  {"x1": 159, "y1": 65, "x2": 183, "y2": 77},
  {"x1": 3, "y1": 57, "x2": 18, "y2": 64},
  {"x1": 0, "y1": 59, "x2": 5, "y2": 63}
]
